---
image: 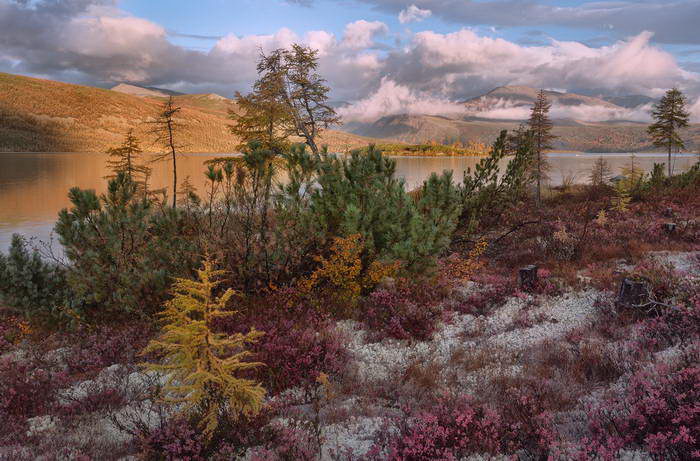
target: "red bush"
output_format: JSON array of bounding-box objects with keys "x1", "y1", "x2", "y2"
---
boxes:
[
  {"x1": 362, "y1": 286, "x2": 441, "y2": 341},
  {"x1": 585, "y1": 361, "x2": 700, "y2": 460},
  {"x1": 216, "y1": 289, "x2": 349, "y2": 395},
  {"x1": 365, "y1": 393, "x2": 554, "y2": 460},
  {"x1": 0, "y1": 357, "x2": 68, "y2": 444}
]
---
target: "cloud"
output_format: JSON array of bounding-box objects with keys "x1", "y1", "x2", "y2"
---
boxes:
[
  {"x1": 341, "y1": 20, "x2": 388, "y2": 49},
  {"x1": 0, "y1": 0, "x2": 698, "y2": 115},
  {"x1": 398, "y1": 4, "x2": 431, "y2": 24},
  {"x1": 338, "y1": 77, "x2": 464, "y2": 121},
  {"x1": 465, "y1": 98, "x2": 655, "y2": 122},
  {"x1": 380, "y1": 29, "x2": 699, "y2": 100},
  {"x1": 357, "y1": 0, "x2": 700, "y2": 44}
]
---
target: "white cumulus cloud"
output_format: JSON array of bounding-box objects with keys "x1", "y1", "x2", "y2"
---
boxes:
[{"x1": 398, "y1": 5, "x2": 432, "y2": 24}]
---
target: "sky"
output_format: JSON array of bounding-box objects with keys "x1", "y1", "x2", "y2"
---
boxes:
[{"x1": 1, "y1": 0, "x2": 700, "y2": 121}]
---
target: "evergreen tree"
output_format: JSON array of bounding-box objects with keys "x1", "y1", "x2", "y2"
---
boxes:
[
  {"x1": 55, "y1": 172, "x2": 198, "y2": 319},
  {"x1": 647, "y1": 88, "x2": 690, "y2": 176},
  {"x1": 141, "y1": 258, "x2": 265, "y2": 440},
  {"x1": 230, "y1": 50, "x2": 293, "y2": 153},
  {"x1": 252, "y1": 44, "x2": 340, "y2": 155},
  {"x1": 589, "y1": 156, "x2": 612, "y2": 186},
  {"x1": 528, "y1": 90, "x2": 556, "y2": 205},
  {"x1": 151, "y1": 96, "x2": 184, "y2": 208},
  {"x1": 0, "y1": 234, "x2": 70, "y2": 322},
  {"x1": 104, "y1": 130, "x2": 151, "y2": 189}
]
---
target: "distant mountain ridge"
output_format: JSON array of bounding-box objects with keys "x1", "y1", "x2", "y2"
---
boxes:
[
  {"x1": 343, "y1": 85, "x2": 700, "y2": 152},
  {"x1": 111, "y1": 83, "x2": 185, "y2": 98}
]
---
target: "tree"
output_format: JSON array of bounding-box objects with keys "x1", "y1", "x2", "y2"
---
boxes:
[
  {"x1": 251, "y1": 44, "x2": 340, "y2": 155},
  {"x1": 230, "y1": 50, "x2": 292, "y2": 153},
  {"x1": 589, "y1": 156, "x2": 612, "y2": 186},
  {"x1": 151, "y1": 96, "x2": 184, "y2": 208},
  {"x1": 528, "y1": 90, "x2": 556, "y2": 205},
  {"x1": 141, "y1": 258, "x2": 265, "y2": 440},
  {"x1": 104, "y1": 130, "x2": 151, "y2": 190},
  {"x1": 647, "y1": 88, "x2": 690, "y2": 177}
]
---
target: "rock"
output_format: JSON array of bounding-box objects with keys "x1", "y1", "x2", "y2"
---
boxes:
[
  {"x1": 664, "y1": 207, "x2": 674, "y2": 218},
  {"x1": 26, "y1": 415, "x2": 59, "y2": 438},
  {"x1": 518, "y1": 265, "x2": 538, "y2": 291},
  {"x1": 617, "y1": 278, "x2": 647, "y2": 308},
  {"x1": 663, "y1": 222, "x2": 677, "y2": 234}
]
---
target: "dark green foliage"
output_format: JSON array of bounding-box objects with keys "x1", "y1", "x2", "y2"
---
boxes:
[
  {"x1": 312, "y1": 145, "x2": 461, "y2": 272},
  {"x1": 0, "y1": 234, "x2": 70, "y2": 321},
  {"x1": 55, "y1": 172, "x2": 199, "y2": 320},
  {"x1": 647, "y1": 88, "x2": 690, "y2": 177},
  {"x1": 460, "y1": 130, "x2": 534, "y2": 232}
]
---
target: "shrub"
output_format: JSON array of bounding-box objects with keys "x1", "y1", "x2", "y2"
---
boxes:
[
  {"x1": 0, "y1": 357, "x2": 68, "y2": 444},
  {"x1": 585, "y1": 362, "x2": 700, "y2": 460},
  {"x1": 63, "y1": 323, "x2": 152, "y2": 374},
  {"x1": 138, "y1": 417, "x2": 206, "y2": 461},
  {"x1": 366, "y1": 393, "x2": 553, "y2": 460},
  {"x1": 216, "y1": 289, "x2": 350, "y2": 395},
  {"x1": 55, "y1": 172, "x2": 199, "y2": 320},
  {"x1": 361, "y1": 278, "x2": 446, "y2": 341},
  {"x1": 0, "y1": 234, "x2": 71, "y2": 322},
  {"x1": 141, "y1": 258, "x2": 266, "y2": 440},
  {"x1": 312, "y1": 146, "x2": 462, "y2": 274}
]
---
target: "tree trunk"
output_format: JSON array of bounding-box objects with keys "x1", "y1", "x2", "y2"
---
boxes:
[{"x1": 668, "y1": 139, "x2": 672, "y2": 177}]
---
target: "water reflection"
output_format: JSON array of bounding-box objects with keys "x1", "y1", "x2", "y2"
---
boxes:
[{"x1": 1, "y1": 152, "x2": 697, "y2": 251}]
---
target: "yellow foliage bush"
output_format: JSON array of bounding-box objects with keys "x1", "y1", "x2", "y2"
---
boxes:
[
  {"x1": 301, "y1": 234, "x2": 401, "y2": 314},
  {"x1": 141, "y1": 258, "x2": 265, "y2": 440},
  {"x1": 442, "y1": 239, "x2": 488, "y2": 282}
]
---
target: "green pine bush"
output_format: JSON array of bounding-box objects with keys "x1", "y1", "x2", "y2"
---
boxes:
[{"x1": 0, "y1": 234, "x2": 70, "y2": 321}]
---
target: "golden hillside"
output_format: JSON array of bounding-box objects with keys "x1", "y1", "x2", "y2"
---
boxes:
[{"x1": 0, "y1": 72, "x2": 380, "y2": 153}]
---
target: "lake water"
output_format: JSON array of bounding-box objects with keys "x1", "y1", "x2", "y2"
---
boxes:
[{"x1": 1, "y1": 152, "x2": 697, "y2": 252}]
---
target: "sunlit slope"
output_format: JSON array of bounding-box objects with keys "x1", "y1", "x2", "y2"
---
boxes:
[{"x1": 0, "y1": 72, "x2": 381, "y2": 153}]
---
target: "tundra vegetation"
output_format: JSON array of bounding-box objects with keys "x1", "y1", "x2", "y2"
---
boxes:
[{"x1": 1, "y1": 48, "x2": 699, "y2": 460}]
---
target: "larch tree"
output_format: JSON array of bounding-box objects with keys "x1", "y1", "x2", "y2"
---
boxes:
[
  {"x1": 528, "y1": 90, "x2": 556, "y2": 205},
  {"x1": 647, "y1": 88, "x2": 690, "y2": 177},
  {"x1": 589, "y1": 156, "x2": 612, "y2": 186},
  {"x1": 230, "y1": 49, "x2": 293, "y2": 153},
  {"x1": 141, "y1": 257, "x2": 265, "y2": 440},
  {"x1": 240, "y1": 44, "x2": 340, "y2": 155},
  {"x1": 104, "y1": 129, "x2": 151, "y2": 190},
  {"x1": 150, "y1": 96, "x2": 184, "y2": 208},
  {"x1": 280, "y1": 44, "x2": 341, "y2": 154}
]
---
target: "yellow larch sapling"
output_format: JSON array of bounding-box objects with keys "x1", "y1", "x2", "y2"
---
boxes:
[{"x1": 141, "y1": 257, "x2": 265, "y2": 440}]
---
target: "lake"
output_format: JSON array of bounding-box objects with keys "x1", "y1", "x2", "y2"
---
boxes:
[{"x1": 1, "y1": 152, "x2": 697, "y2": 252}]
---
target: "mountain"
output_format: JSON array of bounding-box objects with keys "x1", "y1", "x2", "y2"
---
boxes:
[
  {"x1": 0, "y1": 73, "x2": 380, "y2": 153},
  {"x1": 348, "y1": 113, "x2": 700, "y2": 153},
  {"x1": 601, "y1": 94, "x2": 656, "y2": 109},
  {"x1": 344, "y1": 85, "x2": 699, "y2": 152},
  {"x1": 111, "y1": 83, "x2": 184, "y2": 98},
  {"x1": 462, "y1": 85, "x2": 621, "y2": 112}
]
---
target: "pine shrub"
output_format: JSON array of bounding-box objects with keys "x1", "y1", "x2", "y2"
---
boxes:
[
  {"x1": 55, "y1": 172, "x2": 199, "y2": 319},
  {"x1": 0, "y1": 234, "x2": 70, "y2": 322}
]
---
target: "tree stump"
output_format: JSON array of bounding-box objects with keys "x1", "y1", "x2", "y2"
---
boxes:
[
  {"x1": 518, "y1": 265, "x2": 538, "y2": 291},
  {"x1": 663, "y1": 222, "x2": 677, "y2": 234},
  {"x1": 617, "y1": 278, "x2": 647, "y2": 308}
]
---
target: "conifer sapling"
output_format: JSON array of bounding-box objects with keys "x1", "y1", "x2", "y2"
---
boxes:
[{"x1": 141, "y1": 257, "x2": 265, "y2": 440}]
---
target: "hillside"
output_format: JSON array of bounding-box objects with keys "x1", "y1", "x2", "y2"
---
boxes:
[
  {"x1": 0, "y1": 73, "x2": 381, "y2": 153},
  {"x1": 462, "y1": 85, "x2": 621, "y2": 112},
  {"x1": 349, "y1": 113, "x2": 700, "y2": 153}
]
